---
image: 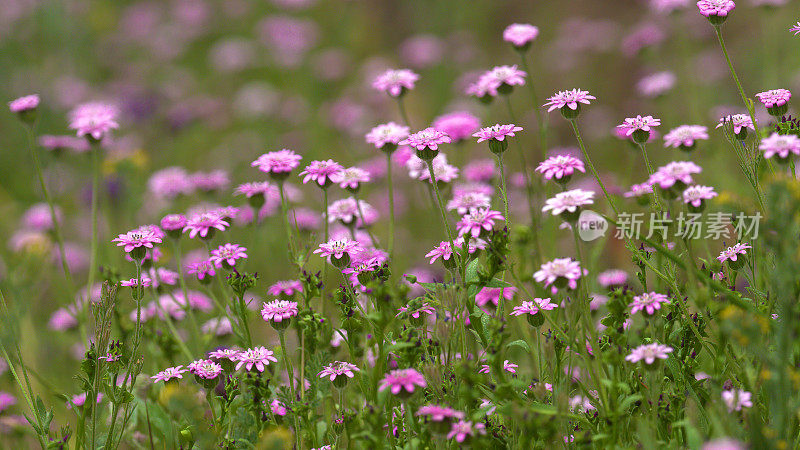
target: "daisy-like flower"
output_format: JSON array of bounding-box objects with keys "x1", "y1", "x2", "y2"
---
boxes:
[
  {"x1": 267, "y1": 280, "x2": 303, "y2": 297},
  {"x1": 112, "y1": 228, "x2": 162, "y2": 259},
  {"x1": 365, "y1": 122, "x2": 410, "y2": 150},
  {"x1": 432, "y1": 111, "x2": 481, "y2": 142},
  {"x1": 120, "y1": 277, "x2": 152, "y2": 288},
  {"x1": 209, "y1": 348, "x2": 241, "y2": 362},
  {"x1": 425, "y1": 241, "x2": 458, "y2": 266},
  {"x1": 447, "y1": 192, "x2": 491, "y2": 215},
  {"x1": 183, "y1": 213, "x2": 229, "y2": 239},
  {"x1": 8, "y1": 94, "x2": 39, "y2": 114},
  {"x1": 399, "y1": 127, "x2": 452, "y2": 159},
  {"x1": 759, "y1": 133, "x2": 800, "y2": 160},
  {"x1": 210, "y1": 243, "x2": 248, "y2": 268},
  {"x1": 791, "y1": 22, "x2": 800, "y2": 35},
  {"x1": 510, "y1": 297, "x2": 558, "y2": 316},
  {"x1": 251, "y1": 149, "x2": 303, "y2": 179},
  {"x1": 536, "y1": 155, "x2": 585, "y2": 182},
  {"x1": 299, "y1": 160, "x2": 344, "y2": 187},
  {"x1": 314, "y1": 238, "x2": 361, "y2": 267},
  {"x1": 318, "y1": 361, "x2": 360, "y2": 387},
  {"x1": 598, "y1": 269, "x2": 628, "y2": 287},
  {"x1": 473, "y1": 124, "x2": 523, "y2": 154},
  {"x1": 68, "y1": 102, "x2": 119, "y2": 140},
  {"x1": 717, "y1": 242, "x2": 751, "y2": 269},
  {"x1": 625, "y1": 343, "x2": 674, "y2": 364},
  {"x1": 235, "y1": 346, "x2": 278, "y2": 372},
  {"x1": 456, "y1": 208, "x2": 505, "y2": 237},
  {"x1": 542, "y1": 189, "x2": 595, "y2": 219},
  {"x1": 534, "y1": 258, "x2": 583, "y2": 290},
  {"x1": 617, "y1": 115, "x2": 661, "y2": 144},
  {"x1": 716, "y1": 114, "x2": 755, "y2": 139},
  {"x1": 697, "y1": 0, "x2": 736, "y2": 24},
  {"x1": 234, "y1": 181, "x2": 272, "y2": 199},
  {"x1": 447, "y1": 420, "x2": 486, "y2": 444},
  {"x1": 503, "y1": 23, "x2": 539, "y2": 49},
  {"x1": 372, "y1": 69, "x2": 420, "y2": 97},
  {"x1": 160, "y1": 214, "x2": 188, "y2": 237},
  {"x1": 722, "y1": 389, "x2": 753, "y2": 412},
  {"x1": 475, "y1": 287, "x2": 517, "y2": 313},
  {"x1": 327, "y1": 198, "x2": 377, "y2": 227},
  {"x1": 649, "y1": 161, "x2": 702, "y2": 190},
  {"x1": 624, "y1": 183, "x2": 654, "y2": 200},
  {"x1": 187, "y1": 260, "x2": 216, "y2": 281},
  {"x1": 683, "y1": 185, "x2": 718, "y2": 210},
  {"x1": 261, "y1": 300, "x2": 299, "y2": 328},
  {"x1": 569, "y1": 395, "x2": 597, "y2": 413},
  {"x1": 650, "y1": 0, "x2": 691, "y2": 13},
  {"x1": 151, "y1": 366, "x2": 188, "y2": 383},
  {"x1": 188, "y1": 359, "x2": 223, "y2": 380},
  {"x1": 378, "y1": 368, "x2": 427, "y2": 397},
  {"x1": 637, "y1": 71, "x2": 676, "y2": 98},
  {"x1": 630, "y1": 292, "x2": 671, "y2": 315},
  {"x1": 485, "y1": 65, "x2": 527, "y2": 95},
  {"x1": 396, "y1": 302, "x2": 436, "y2": 319},
  {"x1": 478, "y1": 360, "x2": 518, "y2": 374},
  {"x1": 332, "y1": 167, "x2": 371, "y2": 190},
  {"x1": 543, "y1": 89, "x2": 596, "y2": 119},
  {"x1": 755, "y1": 88, "x2": 791, "y2": 115},
  {"x1": 663, "y1": 125, "x2": 709, "y2": 150}
]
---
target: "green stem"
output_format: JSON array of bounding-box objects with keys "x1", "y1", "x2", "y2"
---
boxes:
[
  {"x1": 279, "y1": 331, "x2": 296, "y2": 400},
  {"x1": 386, "y1": 152, "x2": 396, "y2": 255},
  {"x1": 86, "y1": 140, "x2": 102, "y2": 319},
  {"x1": 637, "y1": 143, "x2": 664, "y2": 212},
  {"x1": 396, "y1": 97, "x2": 412, "y2": 129},
  {"x1": 426, "y1": 162, "x2": 459, "y2": 271},
  {"x1": 569, "y1": 120, "x2": 619, "y2": 215},
  {"x1": 496, "y1": 151, "x2": 511, "y2": 230}
]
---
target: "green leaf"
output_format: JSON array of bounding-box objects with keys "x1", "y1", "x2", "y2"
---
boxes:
[
  {"x1": 465, "y1": 259, "x2": 481, "y2": 284},
  {"x1": 485, "y1": 278, "x2": 512, "y2": 288},
  {"x1": 505, "y1": 340, "x2": 530, "y2": 352}
]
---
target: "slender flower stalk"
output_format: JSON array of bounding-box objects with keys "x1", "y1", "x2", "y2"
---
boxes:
[
  {"x1": 568, "y1": 120, "x2": 619, "y2": 215},
  {"x1": 386, "y1": 152, "x2": 396, "y2": 254},
  {"x1": 86, "y1": 140, "x2": 102, "y2": 318},
  {"x1": 426, "y1": 162, "x2": 459, "y2": 272}
]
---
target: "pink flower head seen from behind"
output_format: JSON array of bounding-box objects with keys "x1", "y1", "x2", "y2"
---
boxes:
[
  {"x1": 697, "y1": 0, "x2": 735, "y2": 17},
  {"x1": 400, "y1": 127, "x2": 451, "y2": 152},
  {"x1": 432, "y1": 111, "x2": 481, "y2": 142}
]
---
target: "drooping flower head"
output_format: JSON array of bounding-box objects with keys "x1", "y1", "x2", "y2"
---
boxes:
[
  {"x1": 503, "y1": 23, "x2": 539, "y2": 50},
  {"x1": 112, "y1": 228, "x2": 162, "y2": 260},
  {"x1": 261, "y1": 300, "x2": 299, "y2": 330},
  {"x1": 235, "y1": 346, "x2": 278, "y2": 372},
  {"x1": 473, "y1": 124, "x2": 523, "y2": 154},
  {"x1": 456, "y1": 208, "x2": 505, "y2": 237},
  {"x1": 372, "y1": 69, "x2": 420, "y2": 97},
  {"x1": 365, "y1": 122, "x2": 410, "y2": 151},
  {"x1": 378, "y1": 368, "x2": 427, "y2": 398},
  {"x1": 299, "y1": 160, "x2": 344, "y2": 187},
  {"x1": 536, "y1": 155, "x2": 585, "y2": 183},
  {"x1": 183, "y1": 213, "x2": 229, "y2": 239},
  {"x1": 697, "y1": 0, "x2": 736, "y2": 25},
  {"x1": 432, "y1": 111, "x2": 481, "y2": 142},
  {"x1": 663, "y1": 125, "x2": 709, "y2": 151},
  {"x1": 252, "y1": 149, "x2": 303, "y2": 181},
  {"x1": 759, "y1": 133, "x2": 800, "y2": 161},
  {"x1": 542, "y1": 188, "x2": 595, "y2": 221},
  {"x1": 318, "y1": 361, "x2": 360, "y2": 387},
  {"x1": 716, "y1": 114, "x2": 755, "y2": 139},
  {"x1": 625, "y1": 343, "x2": 674, "y2": 365},
  {"x1": 210, "y1": 243, "x2": 248, "y2": 268},
  {"x1": 682, "y1": 185, "x2": 718, "y2": 210},
  {"x1": 534, "y1": 258, "x2": 583, "y2": 291},
  {"x1": 630, "y1": 292, "x2": 671, "y2": 315},
  {"x1": 617, "y1": 115, "x2": 661, "y2": 144},
  {"x1": 755, "y1": 88, "x2": 791, "y2": 115},
  {"x1": 69, "y1": 102, "x2": 120, "y2": 141},
  {"x1": 151, "y1": 366, "x2": 188, "y2": 383},
  {"x1": 400, "y1": 127, "x2": 452, "y2": 160},
  {"x1": 543, "y1": 89, "x2": 596, "y2": 120}
]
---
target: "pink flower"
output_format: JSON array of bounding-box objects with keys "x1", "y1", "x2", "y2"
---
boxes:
[
  {"x1": 534, "y1": 258, "x2": 583, "y2": 290},
  {"x1": 650, "y1": 0, "x2": 691, "y2": 13},
  {"x1": 318, "y1": 361, "x2": 360, "y2": 381},
  {"x1": 637, "y1": 72, "x2": 676, "y2": 98},
  {"x1": 716, "y1": 114, "x2": 754, "y2": 136},
  {"x1": 683, "y1": 185, "x2": 718, "y2": 207},
  {"x1": 365, "y1": 122, "x2": 410, "y2": 149},
  {"x1": 396, "y1": 302, "x2": 436, "y2": 319},
  {"x1": 314, "y1": 238, "x2": 361, "y2": 259},
  {"x1": 400, "y1": 127, "x2": 452, "y2": 152},
  {"x1": 372, "y1": 69, "x2": 420, "y2": 97},
  {"x1": 542, "y1": 189, "x2": 595, "y2": 216},
  {"x1": 234, "y1": 182, "x2": 273, "y2": 198},
  {"x1": 235, "y1": 346, "x2": 278, "y2": 372},
  {"x1": 503, "y1": 23, "x2": 539, "y2": 48},
  {"x1": 327, "y1": 197, "x2": 377, "y2": 226},
  {"x1": 462, "y1": 159, "x2": 496, "y2": 183},
  {"x1": 569, "y1": 395, "x2": 596, "y2": 413},
  {"x1": 112, "y1": 228, "x2": 162, "y2": 254},
  {"x1": 252, "y1": 149, "x2": 303, "y2": 175},
  {"x1": 120, "y1": 277, "x2": 152, "y2": 288},
  {"x1": 617, "y1": 115, "x2": 661, "y2": 136},
  {"x1": 378, "y1": 368, "x2": 427, "y2": 395},
  {"x1": 188, "y1": 359, "x2": 223, "y2": 380},
  {"x1": 299, "y1": 160, "x2": 344, "y2": 186},
  {"x1": 697, "y1": 0, "x2": 736, "y2": 18},
  {"x1": 39, "y1": 135, "x2": 89, "y2": 153},
  {"x1": 629, "y1": 292, "x2": 671, "y2": 315},
  {"x1": 425, "y1": 241, "x2": 458, "y2": 264},
  {"x1": 475, "y1": 287, "x2": 517, "y2": 312},
  {"x1": 598, "y1": 269, "x2": 628, "y2": 287},
  {"x1": 649, "y1": 161, "x2": 702, "y2": 189},
  {"x1": 703, "y1": 438, "x2": 745, "y2": 450},
  {"x1": 261, "y1": 300, "x2": 298, "y2": 323},
  {"x1": 625, "y1": 343, "x2": 674, "y2": 364},
  {"x1": 755, "y1": 88, "x2": 791, "y2": 108},
  {"x1": 8, "y1": 94, "x2": 39, "y2": 113},
  {"x1": 456, "y1": 208, "x2": 505, "y2": 237},
  {"x1": 432, "y1": 111, "x2": 481, "y2": 142},
  {"x1": 190, "y1": 170, "x2": 229, "y2": 192},
  {"x1": 791, "y1": 22, "x2": 800, "y2": 35},
  {"x1": 151, "y1": 366, "x2": 188, "y2": 383},
  {"x1": 721, "y1": 389, "x2": 752, "y2": 412},
  {"x1": 473, "y1": 124, "x2": 523, "y2": 143},
  {"x1": 160, "y1": 214, "x2": 188, "y2": 231},
  {"x1": 268, "y1": 280, "x2": 303, "y2": 296},
  {"x1": 270, "y1": 399, "x2": 287, "y2": 416},
  {"x1": 210, "y1": 243, "x2": 248, "y2": 268},
  {"x1": 663, "y1": 125, "x2": 709, "y2": 149},
  {"x1": 68, "y1": 102, "x2": 119, "y2": 140},
  {"x1": 760, "y1": 133, "x2": 800, "y2": 159},
  {"x1": 485, "y1": 65, "x2": 526, "y2": 92},
  {"x1": 717, "y1": 242, "x2": 751, "y2": 263},
  {"x1": 202, "y1": 317, "x2": 233, "y2": 336},
  {"x1": 209, "y1": 348, "x2": 241, "y2": 362},
  {"x1": 536, "y1": 155, "x2": 585, "y2": 181},
  {"x1": 187, "y1": 260, "x2": 216, "y2": 280},
  {"x1": 624, "y1": 183, "x2": 654, "y2": 198},
  {"x1": 183, "y1": 213, "x2": 229, "y2": 239},
  {"x1": 447, "y1": 192, "x2": 491, "y2": 215},
  {"x1": 543, "y1": 89, "x2": 596, "y2": 113},
  {"x1": 510, "y1": 298, "x2": 558, "y2": 316},
  {"x1": 447, "y1": 420, "x2": 486, "y2": 443},
  {"x1": 331, "y1": 167, "x2": 371, "y2": 190}
]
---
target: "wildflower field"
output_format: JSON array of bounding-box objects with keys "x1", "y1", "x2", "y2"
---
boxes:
[{"x1": 3, "y1": 0, "x2": 800, "y2": 448}]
